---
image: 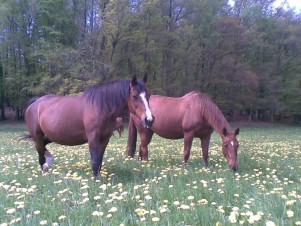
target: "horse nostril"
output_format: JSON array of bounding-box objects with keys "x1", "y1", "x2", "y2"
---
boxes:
[{"x1": 144, "y1": 117, "x2": 154, "y2": 128}]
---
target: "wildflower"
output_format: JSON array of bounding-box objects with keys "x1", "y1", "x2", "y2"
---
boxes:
[
  {"x1": 135, "y1": 208, "x2": 146, "y2": 216},
  {"x1": 198, "y1": 199, "x2": 208, "y2": 205},
  {"x1": 58, "y1": 215, "x2": 66, "y2": 220},
  {"x1": 229, "y1": 211, "x2": 238, "y2": 223},
  {"x1": 286, "y1": 210, "x2": 294, "y2": 218},
  {"x1": 40, "y1": 220, "x2": 48, "y2": 225},
  {"x1": 150, "y1": 210, "x2": 156, "y2": 215},
  {"x1": 152, "y1": 217, "x2": 160, "y2": 222},
  {"x1": 266, "y1": 221, "x2": 276, "y2": 226},
  {"x1": 6, "y1": 208, "x2": 16, "y2": 214},
  {"x1": 188, "y1": 196, "x2": 194, "y2": 200},
  {"x1": 179, "y1": 204, "x2": 190, "y2": 210},
  {"x1": 94, "y1": 196, "x2": 101, "y2": 200},
  {"x1": 232, "y1": 207, "x2": 239, "y2": 212},
  {"x1": 145, "y1": 195, "x2": 152, "y2": 200},
  {"x1": 285, "y1": 200, "x2": 296, "y2": 205},
  {"x1": 160, "y1": 207, "x2": 167, "y2": 213},
  {"x1": 34, "y1": 210, "x2": 41, "y2": 215},
  {"x1": 108, "y1": 207, "x2": 118, "y2": 213},
  {"x1": 173, "y1": 201, "x2": 180, "y2": 206},
  {"x1": 92, "y1": 211, "x2": 103, "y2": 216}
]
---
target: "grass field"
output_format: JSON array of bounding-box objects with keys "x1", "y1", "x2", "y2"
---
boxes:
[{"x1": 0, "y1": 123, "x2": 300, "y2": 225}]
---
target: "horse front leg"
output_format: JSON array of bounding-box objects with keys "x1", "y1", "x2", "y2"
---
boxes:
[
  {"x1": 89, "y1": 138, "x2": 109, "y2": 178},
  {"x1": 200, "y1": 135, "x2": 211, "y2": 168},
  {"x1": 138, "y1": 144, "x2": 148, "y2": 161},
  {"x1": 138, "y1": 132, "x2": 153, "y2": 161},
  {"x1": 183, "y1": 133, "x2": 194, "y2": 167}
]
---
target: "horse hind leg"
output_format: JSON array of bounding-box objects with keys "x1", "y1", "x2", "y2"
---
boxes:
[
  {"x1": 34, "y1": 136, "x2": 54, "y2": 174},
  {"x1": 42, "y1": 137, "x2": 54, "y2": 173},
  {"x1": 183, "y1": 133, "x2": 194, "y2": 168}
]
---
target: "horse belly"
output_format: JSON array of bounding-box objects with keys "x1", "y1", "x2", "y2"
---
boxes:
[
  {"x1": 152, "y1": 124, "x2": 184, "y2": 139},
  {"x1": 39, "y1": 106, "x2": 87, "y2": 146}
]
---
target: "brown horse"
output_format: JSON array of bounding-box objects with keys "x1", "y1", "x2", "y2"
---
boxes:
[
  {"x1": 20, "y1": 76, "x2": 154, "y2": 177},
  {"x1": 127, "y1": 91, "x2": 239, "y2": 171}
]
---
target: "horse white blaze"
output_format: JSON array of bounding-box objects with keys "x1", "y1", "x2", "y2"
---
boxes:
[
  {"x1": 140, "y1": 92, "x2": 153, "y2": 121},
  {"x1": 230, "y1": 141, "x2": 234, "y2": 146}
]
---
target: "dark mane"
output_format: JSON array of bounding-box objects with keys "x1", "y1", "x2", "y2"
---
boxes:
[
  {"x1": 191, "y1": 91, "x2": 232, "y2": 136},
  {"x1": 82, "y1": 80, "x2": 131, "y2": 116}
]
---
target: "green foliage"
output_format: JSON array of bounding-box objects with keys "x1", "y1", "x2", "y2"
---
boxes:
[{"x1": 0, "y1": 0, "x2": 301, "y2": 122}]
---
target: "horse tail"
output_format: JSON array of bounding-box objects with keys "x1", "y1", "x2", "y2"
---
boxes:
[
  {"x1": 126, "y1": 114, "x2": 137, "y2": 158},
  {"x1": 17, "y1": 134, "x2": 33, "y2": 143}
]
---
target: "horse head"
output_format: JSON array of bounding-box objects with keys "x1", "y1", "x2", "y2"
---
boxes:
[
  {"x1": 222, "y1": 127, "x2": 239, "y2": 171},
  {"x1": 128, "y1": 75, "x2": 155, "y2": 128}
]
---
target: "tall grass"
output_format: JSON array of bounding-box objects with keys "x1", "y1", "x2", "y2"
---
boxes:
[{"x1": 0, "y1": 123, "x2": 300, "y2": 225}]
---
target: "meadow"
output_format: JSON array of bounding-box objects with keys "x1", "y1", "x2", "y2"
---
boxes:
[{"x1": 0, "y1": 122, "x2": 300, "y2": 226}]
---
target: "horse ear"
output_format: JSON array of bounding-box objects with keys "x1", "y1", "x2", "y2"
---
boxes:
[
  {"x1": 235, "y1": 128, "x2": 240, "y2": 135},
  {"x1": 143, "y1": 73, "x2": 147, "y2": 84},
  {"x1": 131, "y1": 75, "x2": 137, "y2": 86},
  {"x1": 222, "y1": 127, "x2": 228, "y2": 137}
]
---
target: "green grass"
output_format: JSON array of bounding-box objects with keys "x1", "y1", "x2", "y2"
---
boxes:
[{"x1": 0, "y1": 123, "x2": 300, "y2": 225}]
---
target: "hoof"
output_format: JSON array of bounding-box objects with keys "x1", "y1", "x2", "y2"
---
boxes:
[{"x1": 42, "y1": 163, "x2": 49, "y2": 174}]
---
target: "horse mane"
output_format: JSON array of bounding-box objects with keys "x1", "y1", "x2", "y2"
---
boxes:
[
  {"x1": 82, "y1": 80, "x2": 131, "y2": 116},
  {"x1": 191, "y1": 91, "x2": 232, "y2": 136}
]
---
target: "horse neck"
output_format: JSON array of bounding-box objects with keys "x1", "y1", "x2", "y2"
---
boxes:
[{"x1": 196, "y1": 95, "x2": 232, "y2": 137}]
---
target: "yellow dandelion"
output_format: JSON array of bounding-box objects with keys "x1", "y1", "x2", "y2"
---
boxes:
[{"x1": 136, "y1": 210, "x2": 146, "y2": 216}]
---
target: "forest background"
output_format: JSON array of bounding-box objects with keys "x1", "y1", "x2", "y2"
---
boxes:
[{"x1": 0, "y1": 0, "x2": 300, "y2": 123}]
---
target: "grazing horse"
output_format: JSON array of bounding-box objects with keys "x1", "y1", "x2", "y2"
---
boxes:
[
  {"x1": 126, "y1": 91, "x2": 239, "y2": 171},
  {"x1": 20, "y1": 76, "x2": 155, "y2": 177}
]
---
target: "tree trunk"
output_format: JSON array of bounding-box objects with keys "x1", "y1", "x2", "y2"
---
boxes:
[{"x1": 0, "y1": 62, "x2": 6, "y2": 121}]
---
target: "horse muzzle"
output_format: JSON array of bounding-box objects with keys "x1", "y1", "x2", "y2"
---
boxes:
[{"x1": 142, "y1": 116, "x2": 155, "y2": 128}]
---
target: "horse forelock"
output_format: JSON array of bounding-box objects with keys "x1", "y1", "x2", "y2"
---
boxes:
[
  {"x1": 192, "y1": 92, "x2": 231, "y2": 135},
  {"x1": 82, "y1": 80, "x2": 131, "y2": 115}
]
